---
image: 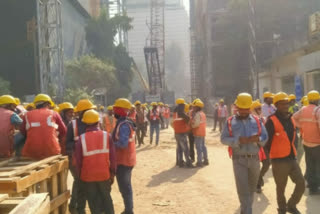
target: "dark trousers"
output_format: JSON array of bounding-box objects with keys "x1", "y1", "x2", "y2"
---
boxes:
[
  {"x1": 69, "y1": 165, "x2": 86, "y2": 214},
  {"x1": 83, "y1": 180, "x2": 114, "y2": 214},
  {"x1": 218, "y1": 117, "x2": 226, "y2": 132},
  {"x1": 213, "y1": 117, "x2": 218, "y2": 131},
  {"x1": 272, "y1": 159, "x2": 305, "y2": 211},
  {"x1": 304, "y1": 145, "x2": 320, "y2": 191},
  {"x1": 116, "y1": 165, "x2": 134, "y2": 214},
  {"x1": 188, "y1": 132, "x2": 195, "y2": 161},
  {"x1": 136, "y1": 124, "x2": 144, "y2": 145},
  {"x1": 143, "y1": 122, "x2": 148, "y2": 137},
  {"x1": 257, "y1": 151, "x2": 271, "y2": 188}
]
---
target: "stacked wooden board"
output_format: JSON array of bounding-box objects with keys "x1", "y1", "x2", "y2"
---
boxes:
[
  {"x1": 0, "y1": 193, "x2": 50, "y2": 214},
  {"x1": 0, "y1": 155, "x2": 70, "y2": 214}
]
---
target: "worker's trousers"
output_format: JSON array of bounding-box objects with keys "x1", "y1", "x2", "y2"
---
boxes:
[
  {"x1": 272, "y1": 159, "x2": 305, "y2": 212},
  {"x1": 69, "y1": 164, "x2": 86, "y2": 214},
  {"x1": 218, "y1": 117, "x2": 226, "y2": 132},
  {"x1": 116, "y1": 165, "x2": 134, "y2": 214},
  {"x1": 194, "y1": 136, "x2": 208, "y2": 164},
  {"x1": 83, "y1": 180, "x2": 114, "y2": 214},
  {"x1": 175, "y1": 133, "x2": 191, "y2": 165},
  {"x1": 150, "y1": 123, "x2": 160, "y2": 145},
  {"x1": 304, "y1": 145, "x2": 320, "y2": 192},
  {"x1": 188, "y1": 132, "x2": 195, "y2": 162},
  {"x1": 164, "y1": 118, "x2": 170, "y2": 129},
  {"x1": 232, "y1": 155, "x2": 260, "y2": 214},
  {"x1": 257, "y1": 150, "x2": 270, "y2": 189},
  {"x1": 136, "y1": 123, "x2": 145, "y2": 145}
]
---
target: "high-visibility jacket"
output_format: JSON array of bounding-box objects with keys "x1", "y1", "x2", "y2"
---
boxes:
[
  {"x1": 192, "y1": 111, "x2": 206, "y2": 137},
  {"x1": 0, "y1": 108, "x2": 14, "y2": 157},
  {"x1": 104, "y1": 115, "x2": 116, "y2": 133},
  {"x1": 80, "y1": 131, "x2": 110, "y2": 182},
  {"x1": 293, "y1": 105, "x2": 320, "y2": 144},
  {"x1": 150, "y1": 109, "x2": 160, "y2": 120},
  {"x1": 22, "y1": 109, "x2": 61, "y2": 159},
  {"x1": 172, "y1": 112, "x2": 190, "y2": 134},
  {"x1": 269, "y1": 115, "x2": 297, "y2": 159},
  {"x1": 114, "y1": 121, "x2": 136, "y2": 166},
  {"x1": 163, "y1": 108, "x2": 170, "y2": 119},
  {"x1": 218, "y1": 105, "x2": 228, "y2": 118}
]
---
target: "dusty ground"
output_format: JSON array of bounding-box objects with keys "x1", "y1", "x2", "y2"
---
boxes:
[{"x1": 68, "y1": 127, "x2": 319, "y2": 214}]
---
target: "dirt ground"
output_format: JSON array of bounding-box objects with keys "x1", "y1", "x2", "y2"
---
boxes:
[{"x1": 68, "y1": 127, "x2": 319, "y2": 214}]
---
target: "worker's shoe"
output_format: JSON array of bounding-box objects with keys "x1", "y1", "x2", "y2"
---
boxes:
[
  {"x1": 277, "y1": 208, "x2": 286, "y2": 214},
  {"x1": 196, "y1": 162, "x2": 203, "y2": 167},
  {"x1": 256, "y1": 187, "x2": 262, "y2": 194},
  {"x1": 286, "y1": 206, "x2": 301, "y2": 214},
  {"x1": 203, "y1": 159, "x2": 209, "y2": 166},
  {"x1": 186, "y1": 162, "x2": 195, "y2": 168}
]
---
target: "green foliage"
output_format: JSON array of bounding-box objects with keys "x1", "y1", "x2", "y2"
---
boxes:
[
  {"x1": 63, "y1": 87, "x2": 93, "y2": 105},
  {"x1": 0, "y1": 77, "x2": 11, "y2": 95}
]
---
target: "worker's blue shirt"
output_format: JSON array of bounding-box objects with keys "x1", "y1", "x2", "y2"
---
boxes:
[
  {"x1": 113, "y1": 117, "x2": 135, "y2": 149},
  {"x1": 11, "y1": 113, "x2": 23, "y2": 125},
  {"x1": 220, "y1": 114, "x2": 268, "y2": 155}
]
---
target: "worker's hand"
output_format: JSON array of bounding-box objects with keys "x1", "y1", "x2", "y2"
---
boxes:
[
  {"x1": 239, "y1": 137, "x2": 249, "y2": 144},
  {"x1": 248, "y1": 135, "x2": 260, "y2": 143}
]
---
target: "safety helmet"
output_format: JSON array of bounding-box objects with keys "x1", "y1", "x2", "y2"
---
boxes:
[
  {"x1": 263, "y1": 92, "x2": 274, "y2": 99},
  {"x1": 192, "y1": 98, "x2": 201, "y2": 105},
  {"x1": 194, "y1": 100, "x2": 204, "y2": 108},
  {"x1": 34, "y1": 94, "x2": 54, "y2": 107},
  {"x1": 250, "y1": 99, "x2": 262, "y2": 111},
  {"x1": 82, "y1": 109, "x2": 100, "y2": 124},
  {"x1": 0, "y1": 95, "x2": 17, "y2": 106},
  {"x1": 151, "y1": 102, "x2": 157, "y2": 106},
  {"x1": 15, "y1": 98, "x2": 21, "y2": 105},
  {"x1": 273, "y1": 92, "x2": 289, "y2": 104},
  {"x1": 219, "y1": 99, "x2": 224, "y2": 103},
  {"x1": 99, "y1": 106, "x2": 105, "y2": 110},
  {"x1": 58, "y1": 102, "x2": 74, "y2": 112},
  {"x1": 288, "y1": 94, "x2": 296, "y2": 101},
  {"x1": 235, "y1": 93, "x2": 253, "y2": 109},
  {"x1": 134, "y1": 100, "x2": 141, "y2": 106},
  {"x1": 307, "y1": 90, "x2": 320, "y2": 101},
  {"x1": 158, "y1": 102, "x2": 164, "y2": 106},
  {"x1": 114, "y1": 98, "x2": 132, "y2": 110},
  {"x1": 301, "y1": 96, "x2": 309, "y2": 106},
  {"x1": 184, "y1": 104, "x2": 190, "y2": 113},
  {"x1": 75, "y1": 99, "x2": 96, "y2": 113},
  {"x1": 176, "y1": 98, "x2": 185, "y2": 105},
  {"x1": 26, "y1": 103, "x2": 35, "y2": 110},
  {"x1": 107, "y1": 105, "x2": 113, "y2": 111}
]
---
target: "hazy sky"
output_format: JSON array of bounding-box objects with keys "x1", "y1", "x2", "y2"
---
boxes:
[{"x1": 183, "y1": 0, "x2": 190, "y2": 12}]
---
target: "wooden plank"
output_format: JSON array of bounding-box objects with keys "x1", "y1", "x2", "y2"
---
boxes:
[
  {"x1": 59, "y1": 170, "x2": 68, "y2": 214},
  {"x1": 39, "y1": 180, "x2": 48, "y2": 193},
  {"x1": 0, "y1": 194, "x2": 8, "y2": 203},
  {"x1": 9, "y1": 193, "x2": 50, "y2": 214},
  {"x1": 0, "y1": 158, "x2": 17, "y2": 168},
  {"x1": 51, "y1": 175, "x2": 59, "y2": 214},
  {"x1": 49, "y1": 191, "x2": 70, "y2": 212},
  {"x1": 0, "y1": 155, "x2": 62, "y2": 178},
  {"x1": 0, "y1": 198, "x2": 24, "y2": 213}
]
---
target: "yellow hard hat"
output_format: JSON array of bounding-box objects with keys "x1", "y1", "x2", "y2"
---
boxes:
[
  {"x1": 75, "y1": 99, "x2": 96, "y2": 113},
  {"x1": 176, "y1": 98, "x2": 185, "y2": 105},
  {"x1": 192, "y1": 98, "x2": 201, "y2": 105},
  {"x1": 58, "y1": 102, "x2": 74, "y2": 112},
  {"x1": 82, "y1": 109, "x2": 100, "y2": 124},
  {"x1": 165, "y1": 104, "x2": 169, "y2": 107},
  {"x1": 250, "y1": 99, "x2": 262, "y2": 111},
  {"x1": 301, "y1": 96, "x2": 309, "y2": 106},
  {"x1": 184, "y1": 103, "x2": 190, "y2": 113},
  {"x1": 134, "y1": 100, "x2": 141, "y2": 106},
  {"x1": 15, "y1": 98, "x2": 21, "y2": 105},
  {"x1": 235, "y1": 93, "x2": 253, "y2": 109},
  {"x1": 219, "y1": 99, "x2": 224, "y2": 103},
  {"x1": 151, "y1": 102, "x2": 157, "y2": 106},
  {"x1": 158, "y1": 102, "x2": 164, "y2": 106},
  {"x1": 26, "y1": 103, "x2": 35, "y2": 110},
  {"x1": 34, "y1": 94, "x2": 54, "y2": 107},
  {"x1": 263, "y1": 92, "x2": 273, "y2": 99},
  {"x1": 0, "y1": 95, "x2": 17, "y2": 106},
  {"x1": 107, "y1": 105, "x2": 113, "y2": 111},
  {"x1": 54, "y1": 105, "x2": 60, "y2": 112},
  {"x1": 114, "y1": 98, "x2": 132, "y2": 110},
  {"x1": 273, "y1": 92, "x2": 289, "y2": 104},
  {"x1": 288, "y1": 94, "x2": 296, "y2": 101},
  {"x1": 194, "y1": 100, "x2": 204, "y2": 108},
  {"x1": 99, "y1": 106, "x2": 105, "y2": 110},
  {"x1": 307, "y1": 90, "x2": 320, "y2": 101}
]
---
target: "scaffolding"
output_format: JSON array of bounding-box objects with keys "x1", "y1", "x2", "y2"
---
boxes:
[
  {"x1": 36, "y1": 0, "x2": 64, "y2": 101},
  {"x1": 190, "y1": 29, "x2": 200, "y2": 100},
  {"x1": 144, "y1": 0, "x2": 165, "y2": 95}
]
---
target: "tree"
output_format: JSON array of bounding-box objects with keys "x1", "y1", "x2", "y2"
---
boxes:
[
  {"x1": 63, "y1": 87, "x2": 93, "y2": 105},
  {"x1": 0, "y1": 77, "x2": 11, "y2": 94}
]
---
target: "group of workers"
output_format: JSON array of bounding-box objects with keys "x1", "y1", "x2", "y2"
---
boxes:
[{"x1": 221, "y1": 90, "x2": 320, "y2": 214}]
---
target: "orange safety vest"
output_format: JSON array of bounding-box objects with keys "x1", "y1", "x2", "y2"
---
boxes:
[
  {"x1": 104, "y1": 116, "x2": 117, "y2": 133},
  {"x1": 218, "y1": 105, "x2": 228, "y2": 117},
  {"x1": 192, "y1": 111, "x2": 206, "y2": 137},
  {"x1": 22, "y1": 109, "x2": 61, "y2": 159},
  {"x1": 296, "y1": 105, "x2": 320, "y2": 144},
  {"x1": 0, "y1": 108, "x2": 14, "y2": 157},
  {"x1": 227, "y1": 115, "x2": 266, "y2": 161},
  {"x1": 80, "y1": 131, "x2": 110, "y2": 182},
  {"x1": 164, "y1": 108, "x2": 170, "y2": 119},
  {"x1": 150, "y1": 109, "x2": 160, "y2": 120},
  {"x1": 114, "y1": 121, "x2": 136, "y2": 166},
  {"x1": 172, "y1": 112, "x2": 190, "y2": 134},
  {"x1": 269, "y1": 115, "x2": 297, "y2": 159}
]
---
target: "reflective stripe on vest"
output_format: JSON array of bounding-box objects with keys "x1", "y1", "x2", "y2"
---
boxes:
[
  {"x1": 269, "y1": 115, "x2": 297, "y2": 159},
  {"x1": 150, "y1": 110, "x2": 160, "y2": 120},
  {"x1": 26, "y1": 112, "x2": 58, "y2": 130},
  {"x1": 72, "y1": 120, "x2": 79, "y2": 141},
  {"x1": 81, "y1": 132, "x2": 109, "y2": 156}
]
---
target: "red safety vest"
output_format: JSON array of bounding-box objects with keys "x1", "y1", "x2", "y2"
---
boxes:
[
  {"x1": 192, "y1": 111, "x2": 206, "y2": 137},
  {"x1": 150, "y1": 109, "x2": 160, "y2": 120},
  {"x1": 269, "y1": 115, "x2": 297, "y2": 159},
  {"x1": 80, "y1": 131, "x2": 110, "y2": 182},
  {"x1": 172, "y1": 112, "x2": 190, "y2": 134},
  {"x1": 104, "y1": 116, "x2": 116, "y2": 133},
  {"x1": 22, "y1": 109, "x2": 61, "y2": 159},
  {"x1": 0, "y1": 108, "x2": 14, "y2": 157},
  {"x1": 227, "y1": 115, "x2": 266, "y2": 161},
  {"x1": 114, "y1": 121, "x2": 136, "y2": 166}
]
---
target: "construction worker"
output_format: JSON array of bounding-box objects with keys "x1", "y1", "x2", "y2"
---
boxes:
[
  {"x1": 173, "y1": 98, "x2": 193, "y2": 168},
  {"x1": 221, "y1": 93, "x2": 268, "y2": 214},
  {"x1": 112, "y1": 98, "x2": 136, "y2": 214},
  {"x1": 163, "y1": 104, "x2": 171, "y2": 129},
  {"x1": 135, "y1": 101, "x2": 145, "y2": 146},
  {"x1": 128, "y1": 105, "x2": 136, "y2": 124},
  {"x1": 66, "y1": 99, "x2": 96, "y2": 214},
  {"x1": 293, "y1": 90, "x2": 320, "y2": 195},
  {"x1": 186, "y1": 103, "x2": 195, "y2": 162},
  {"x1": 99, "y1": 106, "x2": 105, "y2": 122},
  {"x1": 262, "y1": 91, "x2": 276, "y2": 118},
  {"x1": 191, "y1": 100, "x2": 209, "y2": 167},
  {"x1": 19, "y1": 94, "x2": 66, "y2": 160},
  {"x1": 288, "y1": 94, "x2": 299, "y2": 114},
  {"x1": 0, "y1": 95, "x2": 23, "y2": 157},
  {"x1": 58, "y1": 102, "x2": 74, "y2": 155},
  {"x1": 265, "y1": 92, "x2": 305, "y2": 214},
  {"x1": 212, "y1": 103, "x2": 219, "y2": 131},
  {"x1": 217, "y1": 99, "x2": 228, "y2": 132},
  {"x1": 158, "y1": 102, "x2": 165, "y2": 129},
  {"x1": 147, "y1": 102, "x2": 162, "y2": 146},
  {"x1": 142, "y1": 104, "x2": 149, "y2": 137},
  {"x1": 14, "y1": 98, "x2": 26, "y2": 116},
  {"x1": 102, "y1": 105, "x2": 117, "y2": 133},
  {"x1": 74, "y1": 110, "x2": 116, "y2": 214}
]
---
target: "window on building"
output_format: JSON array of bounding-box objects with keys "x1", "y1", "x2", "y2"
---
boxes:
[{"x1": 281, "y1": 75, "x2": 295, "y2": 94}]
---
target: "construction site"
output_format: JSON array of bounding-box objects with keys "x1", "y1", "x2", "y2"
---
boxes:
[{"x1": 1, "y1": 0, "x2": 320, "y2": 214}]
